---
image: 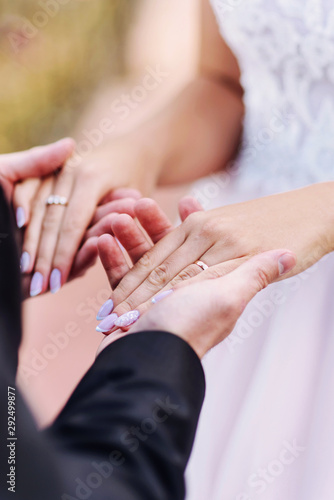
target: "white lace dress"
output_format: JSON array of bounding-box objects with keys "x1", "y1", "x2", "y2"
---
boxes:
[{"x1": 185, "y1": 1, "x2": 334, "y2": 499}]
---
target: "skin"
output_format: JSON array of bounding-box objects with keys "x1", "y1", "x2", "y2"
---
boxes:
[
  {"x1": 97, "y1": 246, "x2": 297, "y2": 359},
  {"x1": 97, "y1": 197, "x2": 204, "y2": 290},
  {"x1": 0, "y1": 143, "x2": 296, "y2": 363},
  {"x1": 94, "y1": 183, "x2": 334, "y2": 326},
  {"x1": 0, "y1": 139, "x2": 75, "y2": 201},
  {"x1": 0, "y1": 139, "x2": 75, "y2": 297},
  {"x1": 0, "y1": 140, "x2": 142, "y2": 297},
  {"x1": 14, "y1": 0, "x2": 244, "y2": 296}
]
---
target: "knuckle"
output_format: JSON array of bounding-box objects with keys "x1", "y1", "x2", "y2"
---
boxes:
[
  {"x1": 115, "y1": 298, "x2": 135, "y2": 316},
  {"x1": 137, "y1": 251, "x2": 154, "y2": 270},
  {"x1": 184, "y1": 211, "x2": 199, "y2": 226},
  {"x1": 113, "y1": 280, "x2": 128, "y2": 299},
  {"x1": 183, "y1": 211, "x2": 203, "y2": 233},
  {"x1": 254, "y1": 266, "x2": 271, "y2": 290},
  {"x1": 199, "y1": 219, "x2": 218, "y2": 238},
  {"x1": 147, "y1": 263, "x2": 169, "y2": 288},
  {"x1": 172, "y1": 266, "x2": 199, "y2": 285}
]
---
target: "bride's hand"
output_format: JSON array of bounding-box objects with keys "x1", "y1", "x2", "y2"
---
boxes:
[
  {"x1": 91, "y1": 196, "x2": 203, "y2": 332},
  {"x1": 109, "y1": 183, "x2": 334, "y2": 321},
  {"x1": 97, "y1": 250, "x2": 296, "y2": 358},
  {"x1": 95, "y1": 196, "x2": 203, "y2": 294},
  {"x1": 14, "y1": 133, "x2": 160, "y2": 297}
]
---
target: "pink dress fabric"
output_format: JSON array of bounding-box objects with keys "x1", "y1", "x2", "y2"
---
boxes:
[{"x1": 185, "y1": 1, "x2": 334, "y2": 499}]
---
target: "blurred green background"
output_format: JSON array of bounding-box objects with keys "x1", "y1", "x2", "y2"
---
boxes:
[{"x1": 0, "y1": 0, "x2": 136, "y2": 153}]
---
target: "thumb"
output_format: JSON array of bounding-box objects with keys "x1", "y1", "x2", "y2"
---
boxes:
[
  {"x1": 216, "y1": 250, "x2": 297, "y2": 310},
  {"x1": 2, "y1": 138, "x2": 76, "y2": 183},
  {"x1": 192, "y1": 250, "x2": 296, "y2": 356}
]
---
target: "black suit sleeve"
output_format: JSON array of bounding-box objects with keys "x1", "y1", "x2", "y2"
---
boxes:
[
  {"x1": 0, "y1": 186, "x2": 205, "y2": 500},
  {"x1": 46, "y1": 330, "x2": 205, "y2": 500}
]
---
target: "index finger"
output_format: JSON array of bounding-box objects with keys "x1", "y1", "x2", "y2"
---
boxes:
[
  {"x1": 111, "y1": 225, "x2": 186, "y2": 306},
  {"x1": 114, "y1": 227, "x2": 208, "y2": 314},
  {"x1": 134, "y1": 198, "x2": 174, "y2": 243},
  {"x1": 2, "y1": 138, "x2": 75, "y2": 182}
]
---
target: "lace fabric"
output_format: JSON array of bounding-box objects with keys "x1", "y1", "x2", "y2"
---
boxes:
[{"x1": 210, "y1": 0, "x2": 334, "y2": 195}]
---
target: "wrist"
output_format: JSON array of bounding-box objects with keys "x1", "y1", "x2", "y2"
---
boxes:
[{"x1": 311, "y1": 181, "x2": 334, "y2": 254}]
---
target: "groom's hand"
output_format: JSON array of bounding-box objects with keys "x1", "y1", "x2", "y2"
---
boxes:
[
  {"x1": 0, "y1": 138, "x2": 75, "y2": 200},
  {"x1": 98, "y1": 250, "x2": 297, "y2": 358}
]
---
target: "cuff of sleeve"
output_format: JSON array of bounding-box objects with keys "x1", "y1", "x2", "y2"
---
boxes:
[{"x1": 96, "y1": 330, "x2": 206, "y2": 412}]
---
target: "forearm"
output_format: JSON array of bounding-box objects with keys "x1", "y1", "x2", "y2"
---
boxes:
[
  {"x1": 308, "y1": 181, "x2": 334, "y2": 256},
  {"x1": 128, "y1": 76, "x2": 244, "y2": 188}
]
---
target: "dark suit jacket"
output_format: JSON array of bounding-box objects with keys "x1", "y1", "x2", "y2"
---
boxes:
[{"x1": 0, "y1": 187, "x2": 205, "y2": 500}]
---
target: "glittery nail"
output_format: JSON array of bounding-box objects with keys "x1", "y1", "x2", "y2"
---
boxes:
[{"x1": 115, "y1": 310, "x2": 140, "y2": 328}]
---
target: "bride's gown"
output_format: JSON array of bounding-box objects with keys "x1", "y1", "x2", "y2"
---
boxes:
[{"x1": 186, "y1": 1, "x2": 334, "y2": 499}]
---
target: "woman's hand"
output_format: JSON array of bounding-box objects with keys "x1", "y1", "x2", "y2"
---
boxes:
[
  {"x1": 90, "y1": 196, "x2": 202, "y2": 332},
  {"x1": 0, "y1": 138, "x2": 75, "y2": 201},
  {"x1": 14, "y1": 133, "x2": 162, "y2": 297},
  {"x1": 97, "y1": 249, "x2": 297, "y2": 359},
  {"x1": 108, "y1": 183, "x2": 334, "y2": 321},
  {"x1": 95, "y1": 195, "x2": 203, "y2": 298}
]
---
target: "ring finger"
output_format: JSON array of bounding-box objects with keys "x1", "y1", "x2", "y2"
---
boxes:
[
  {"x1": 31, "y1": 170, "x2": 74, "y2": 295},
  {"x1": 111, "y1": 257, "x2": 249, "y2": 333}
]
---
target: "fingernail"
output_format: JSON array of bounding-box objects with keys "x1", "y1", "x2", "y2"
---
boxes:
[
  {"x1": 96, "y1": 313, "x2": 119, "y2": 333},
  {"x1": 96, "y1": 299, "x2": 114, "y2": 320},
  {"x1": 20, "y1": 252, "x2": 30, "y2": 273},
  {"x1": 50, "y1": 269, "x2": 62, "y2": 294},
  {"x1": 278, "y1": 253, "x2": 296, "y2": 275},
  {"x1": 115, "y1": 310, "x2": 140, "y2": 328},
  {"x1": 152, "y1": 289, "x2": 174, "y2": 304},
  {"x1": 16, "y1": 207, "x2": 26, "y2": 228},
  {"x1": 30, "y1": 272, "x2": 43, "y2": 297}
]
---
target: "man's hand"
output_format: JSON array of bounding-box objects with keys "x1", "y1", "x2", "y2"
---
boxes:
[
  {"x1": 98, "y1": 250, "x2": 297, "y2": 359},
  {"x1": 107, "y1": 184, "x2": 334, "y2": 322},
  {"x1": 92, "y1": 196, "x2": 296, "y2": 359}
]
